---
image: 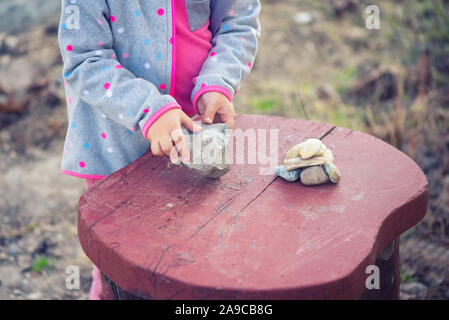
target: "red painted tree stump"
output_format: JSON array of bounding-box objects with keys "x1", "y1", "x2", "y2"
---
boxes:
[{"x1": 78, "y1": 114, "x2": 428, "y2": 300}]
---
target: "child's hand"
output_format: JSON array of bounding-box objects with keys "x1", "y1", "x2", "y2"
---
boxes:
[
  {"x1": 197, "y1": 92, "x2": 235, "y2": 128},
  {"x1": 147, "y1": 109, "x2": 202, "y2": 163}
]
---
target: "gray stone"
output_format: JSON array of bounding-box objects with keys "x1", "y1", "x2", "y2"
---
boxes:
[
  {"x1": 0, "y1": 251, "x2": 7, "y2": 261},
  {"x1": 422, "y1": 269, "x2": 445, "y2": 288},
  {"x1": 323, "y1": 162, "x2": 341, "y2": 184},
  {"x1": 275, "y1": 165, "x2": 301, "y2": 182},
  {"x1": 26, "y1": 292, "x2": 42, "y2": 300},
  {"x1": 8, "y1": 243, "x2": 21, "y2": 255},
  {"x1": 179, "y1": 123, "x2": 231, "y2": 179},
  {"x1": 400, "y1": 282, "x2": 428, "y2": 300}
]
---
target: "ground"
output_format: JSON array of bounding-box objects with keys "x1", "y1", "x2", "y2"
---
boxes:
[{"x1": 0, "y1": 0, "x2": 447, "y2": 299}]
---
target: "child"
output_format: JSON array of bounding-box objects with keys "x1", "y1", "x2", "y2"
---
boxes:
[{"x1": 58, "y1": 0, "x2": 261, "y2": 299}]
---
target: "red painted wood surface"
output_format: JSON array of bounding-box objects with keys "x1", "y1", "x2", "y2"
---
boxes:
[{"x1": 78, "y1": 114, "x2": 428, "y2": 299}]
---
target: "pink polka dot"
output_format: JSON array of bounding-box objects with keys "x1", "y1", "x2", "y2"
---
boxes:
[
  {"x1": 110, "y1": 15, "x2": 116, "y2": 22},
  {"x1": 64, "y1": 150, "x2": 69, "y2": 155},
  {"x1": 248, "y1": 62, "x2": 252, "y2": 68},
  {"x1": 143, "y1": 108, "x2": 149, "y2": 113},
  {"x1": 229, "y1": 10, "x2": 235, "y2": 15},
  {"x1": 111, "y1": 54, "x2": 116, "y2": 59},
  {"x1": 64, "y1": 80, "x2": 68, "y2": 86},
  {"x1": 66, "y1": 45, "x2": 73, "y2": 51},
  {"x1": 201, "y1": 83, "x2": 206, "y2": 89},
  {"x1": 160, "y1": 84, "x2": 166, "y2": 90},
  {"x1": 79, "y1": 161, "x2": 86, "y2": 168},
  {"x1": 98, "y1": 41, "x2": 104, "y2": 46},
  {"x1": 193, "y1": 77, "x2": 197, "y2": 83},
  {"x1": 104, "y1": 83, "x2": 111, "y2": 90},
  {"x1": 157, "y1": 8, "x2": 165, "y2": 16},
  {"x1": 68, "y1": 141, "x2": 73, "y2": 148},
  {"x1": 68, "y1": 97, "x2": 72, "y2": 104},
  {"x1": 115, "y1": 64, "x2": 122, "y2": 69},
  {"x1": 122, "y1": 52, "x2": 129, "y2": 58},
  {"x1": 97, "y1": 19, "x2": 103, "y2": 25},
  {"x1": 101, "y1": 132, "x2": 107, "y2": 139},
  {"x1": 210, "y1": 51, "x2": 216, "y2": 57}
]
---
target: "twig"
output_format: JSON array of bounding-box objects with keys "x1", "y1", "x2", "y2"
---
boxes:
[{"x1": 293, "y1": 92, "x2": 309, "y2": 120}]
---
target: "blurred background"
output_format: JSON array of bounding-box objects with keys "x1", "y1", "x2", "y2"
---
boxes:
[{"x1": 0, "y1": 0, "x2": 447, "y2": 299}]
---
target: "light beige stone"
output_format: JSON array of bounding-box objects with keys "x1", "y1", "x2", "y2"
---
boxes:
[
  {"x1": 285, "y1": 138, "x2": 324, "y2": 160},
  {"x1": 284, "y1": 148, "x2": 334, "y2": 170}
]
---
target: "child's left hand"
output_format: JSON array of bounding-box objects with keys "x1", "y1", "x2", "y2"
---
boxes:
[{"x1": 197, "y1": 92, "x2": 235, "y2": 128}]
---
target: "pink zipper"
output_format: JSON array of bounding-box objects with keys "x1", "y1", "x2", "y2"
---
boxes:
[{"x1": 170, "y1": 0, "x2": 176, "y2": 97}]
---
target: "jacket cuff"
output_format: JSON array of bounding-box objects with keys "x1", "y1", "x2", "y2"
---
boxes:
[
  {"x1": 191, "y1": 75, "x2": 234, "y2": 112},
  {"x1": 140, "y1": 103, "x2": 182, "y2": 139}
]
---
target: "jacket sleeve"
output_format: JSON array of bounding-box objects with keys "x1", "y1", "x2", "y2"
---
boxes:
[
  {"x1": 191, "y1": 0, "x2": 261, "y2": 109},
  {"x1": 58, "y1": 0, "x2": 180, "y2": 139}
]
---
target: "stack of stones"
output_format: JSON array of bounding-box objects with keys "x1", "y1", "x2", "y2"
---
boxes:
[{"x1": 275, "y1": 138, "x2": 341, "y2": 185}]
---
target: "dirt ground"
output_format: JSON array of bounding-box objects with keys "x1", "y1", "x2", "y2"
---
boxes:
[{"x1": 0, "y1": 0, "x2": 448, "y2": 299}]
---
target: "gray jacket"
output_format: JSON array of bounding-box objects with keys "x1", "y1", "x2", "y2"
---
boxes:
[{"x1": 58, "y1": 0, "x2": 261, "y2": 178}]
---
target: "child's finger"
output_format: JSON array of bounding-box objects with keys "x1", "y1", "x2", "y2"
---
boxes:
[
  {"x1": 181, "y1": 112, "x2": 202, "y2": 133},
  {"x1": 150, "y1": 140, "x2": 164, "y2": 156},
  {"x1": 203, "y1": 104, "x2": 220, "y2": 124},
  {"x1": 171, "y1": 128, "x2": 190, "y2": 163},
  {"x1": 196, "y1": 99, "x2": 207, "y2": 115},
  {"x1": 224, "y1": 118, "x2": 234, "y2": 129},
  {"x1": 160, "y1": 136, "x2": 174, "y2": 157},
  {"x1": 177, "y1": 136, "x2": 191, "y2": 163},
  {"x1": 170, "y1": 127, "x2": 184, "y2": 145},
  {"x1": 169, "y1": 147, "x2": 180, "y2": 164},
  {"x1": 219, "y1": 110, "x2": 235, "y2": 129}
]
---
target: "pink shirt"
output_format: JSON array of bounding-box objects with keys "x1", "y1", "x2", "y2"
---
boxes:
[{"x1": 173, "y1": 0, "x2": 213, "y2": 116}]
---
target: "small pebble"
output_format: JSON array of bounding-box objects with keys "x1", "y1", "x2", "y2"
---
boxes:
[
  {"x1": 27, "y1": 292, "x2": 42, "y2": 300},
  {"x1": 323, "y1": 162, "x2": 341, "y2": 184},
  {"x1": 286, "y1": 138, "x2": 323, "y2": 160},
  {"x1": 283, "y1": 147, "x2": 333, "y2": 170},
  {"x1": 300, "y1": 166, "x2": 329, "y2": 185},
  {"x1": 0, "y1": 251, "x2": 7, "y2": 261},
  {"x1": 294, "y1": 12, "x2": 313, "y2": 25},
  {"x1": 275, "y1": 165, "x2": 301, "y2": 182}
]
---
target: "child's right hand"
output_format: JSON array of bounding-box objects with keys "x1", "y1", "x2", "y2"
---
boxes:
[{"x1": 147, "y1": 109, "x2": 202, "y2": 164}]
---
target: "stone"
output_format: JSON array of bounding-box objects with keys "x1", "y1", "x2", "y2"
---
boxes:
[
  {"x1": 294, "y1": 12, "x2": 313, "y2": 25},
  {"x1": 0, "y1": 251, "x2": 7, "y2": 261},
  {"x1": 178, "y1": 123, "x2": 231, "y2": 179},
  {"x1": 299, "y1": 166, "x2": 329, "y2": 185},
  {"x1": 400, "y1": 282, "x2": 428, "y2": 300},
  {"x1": 323, "y1": 162, "x2": 341, "y2": 184},
  {"x1": 26, "y1": 292, "x2": 42, "y2": 300},
  {"x1": 275, "y1": 165, "x2": 301, "y2": 182},
  {"x1": 284, "y1": 147, "x2": 334, "y2": 170},
  {"x1": 285, "y1": 138, "x2": 324, "y2": 160},
  {"x1": 422, "y1": 269, "x2": 445, "y2": 288}
]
